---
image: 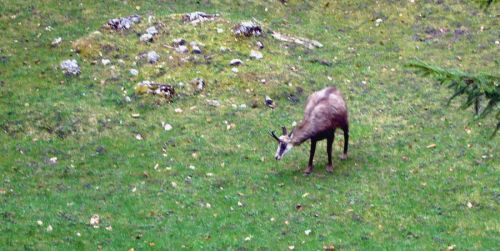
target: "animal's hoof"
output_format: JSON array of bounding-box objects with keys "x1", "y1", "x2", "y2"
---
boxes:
[
  {"x1": 304, "y1": 166, "x2": 314, "y2": 175},
  {"x1": 340, "y1": 153, "x2": 348, "y2": 160},
  {"x1": 326, "y1": 165, "x2": 334, "y2": 173}
]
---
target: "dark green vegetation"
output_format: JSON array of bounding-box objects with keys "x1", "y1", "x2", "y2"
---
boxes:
[
  {"x1": 408, "y1": 60, "x2": 499, "y2": 137},
  {"x1": 1, "y1": 1, "x2": 498, "y2": 250}
]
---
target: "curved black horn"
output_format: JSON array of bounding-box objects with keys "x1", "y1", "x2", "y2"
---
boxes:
[
  {"x1": 282, "y1": 126, "x2": 287, "y2": 135},
  {"x1": 270, "y1": 131, "x2": 280, "y2": 142}
]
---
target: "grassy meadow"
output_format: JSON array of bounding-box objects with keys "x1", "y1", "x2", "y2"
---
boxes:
[{"x1": 0, "y1": 0, "x2": 498, "y2": 250}]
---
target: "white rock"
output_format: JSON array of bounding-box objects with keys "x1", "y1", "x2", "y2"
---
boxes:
[
  {"x1": 51, "y1": 37, "x2": 62, "y2": 47},
  {"x1": 176, "y1": 45, "x2": 188, "y2": 53},
  {"x1": 231, "y1": 67, "x2": 239, "y2": 73},
  {"x1": 146, "y1": 26, "x2": 158, "y2": 36},
  {"x1": 163, "y1": 123, "x2": 173, "y2": 131},
  {"x1": 101, "y1": 59, "x2": 111, "y2": 65},
  {"x1": 129, "y1": 69, "x2": 139, "y2": 76},
  {"x1": 229, "y1": 59, "x2": 243, "y2": 66},
  {"x1": 249, "y1": 50, "x2": 263, "y2": 59},
  {"x1": 46, "y1": 225, "x2": 53, "y2": 232},
  {"x1": 147, "y1": 51, "x2": 160, "y2": 64},
  {"x1": 206, "y1": 99, "x2": 221, "y2": 107},
  {"x1": 140, "y1": 33, "x2": 153, "y2": 43},
  {"x1": 60, "y1": 59, "x2": 80, "y2": 76}
]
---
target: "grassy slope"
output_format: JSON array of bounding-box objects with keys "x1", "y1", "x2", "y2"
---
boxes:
[{"x1": 0, "y1": 0, "x2": 499, "y2": 250}]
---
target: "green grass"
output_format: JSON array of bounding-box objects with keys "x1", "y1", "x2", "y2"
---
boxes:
[{"x1": 1, "y1": 0, "x2": 499, "y2": 250}]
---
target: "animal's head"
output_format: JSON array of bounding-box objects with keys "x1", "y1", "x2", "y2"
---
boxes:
[{"x1": 270, "y1": 126, "x2": 294, "y2": 160}]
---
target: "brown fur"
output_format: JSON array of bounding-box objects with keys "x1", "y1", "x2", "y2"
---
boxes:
[{"x1": 291, "y1": 86, "x2": 348, "y2": 145}]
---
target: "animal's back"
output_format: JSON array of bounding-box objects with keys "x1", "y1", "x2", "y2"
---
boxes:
[{"x1": 304, "y1": 87, "x2": 348, "y2": 130}]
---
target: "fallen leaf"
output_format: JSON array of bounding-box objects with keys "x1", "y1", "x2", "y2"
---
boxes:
[
  {"x1": 90, "y1": 214, "x2": 100, "y2": 227},
  {"x1": 302, "y1": 192, "x2": 310, "y2": 198},
  {"x1": 467, "y1": 202, "x2": 473, "y2": 208},
  {"x1": 426, "y1": 144, "x2": 436, "y2": 149},
  {"x1": 288, "y1": 245, "x2": 295, "y2": 250},
  {"x1": 37, "y1": 220, "x2": 43, "y2": 226},
  {"x1": 304, "y1": 229, "x2": 312, "y2": 235},
  {"x1": 46, "y1": 225, "x2": 53, "y2": 232},
  {"x1": 131, "y1": 113, "x2": 140, "y2": 118},
  {"x1": 323, "y1": 245, "x2": 335, "y2": 250},
  {"x1": 447, "y1": 245, "x2": 456, "y2": 251},
  {"x1": 105, "y1": 225, "x2": 112, "y2": 231}
]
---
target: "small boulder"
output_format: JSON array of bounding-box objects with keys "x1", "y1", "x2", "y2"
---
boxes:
[
  {"x1": 206, "y1": 99, "x2": 221, "y2": 107},
  {"x1": 191, "y1": 45, "x2": 202, "y2": 54},
  {"x1": 173, "y1": 38, "x2": 186, "y2": 46},
  {"x1": 147, "y1": 51, "x2": 160, "y2": 64},
  {"x1": 229, "y1": 59, "x2": 243, "y2": 66},
  {"x1": 256, "y1": 41, "x2": 264, "y2": 49},
  {"x1": 175, "y1": 45, "x2": 188, "y2": 53},
  {"x1": 146, "y1": 26, "x2": 158, "y2": 36},
  {"x1": 265, "y1": 96, "x2": 275, "y2": 108},
  {"x1": 182, "y1": 12, "x2": 218, "y2": 23},
  {"x1": 130, "y1": 69, "x2": 139, "y2": 76},
  {"x1": 233, "y1": 21, "x2": 262, "y2": 36},
  {"x1": 107, "y1": 15, "x2": 141, "y2": 30},
  {"x1": 60, "y1": 59, "x2": 80, "y2": 76},
  {"x1": 51, "y1": 37, "x2": 62, "y2": 47},
  {"x1": 191, "y1": 78, "x2": 205, "y2": 92},
  {"x1": 250, "y1": 50, "x2": 263, "y2": 60},
  {"x1": 140, "y1": 33, "x2": 153, "y2": 43}
]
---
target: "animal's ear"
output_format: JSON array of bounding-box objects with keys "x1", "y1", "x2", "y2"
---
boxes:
[
  {"x1": 282, "y1": 126, "x2": 288, "y2": 135},
  {"x1": 289, "y1": 127, "x2": 295, "y2": 137}
]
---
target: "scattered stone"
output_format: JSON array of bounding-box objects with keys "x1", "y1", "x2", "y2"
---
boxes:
[
  {"x1": 249, "y1": 50, "x2": 263, "y2": 59},
  {"x1": 220, "y1": 46, "x2": 229, "y2": 52},
  {"x1": 107, "y1": 15, "x2": 141, "y2": 30},
  {"x1": 60, "y1": 59, "x2": 80, "y2": 76},
  {"x1": 233, "y1": 21, "x2": 263, "y2": 36},
  {"x1": 147, "y1": 51, "x2": 160, "y2": 64},
  {"x1": 146, "y1": 26, "x2": 158, "y2": 36},
  {"x1": 125, "y1": 96, "x2": 132, "y2": 102},
  {"x1": 206, "y1": 99, "x2": 221, "y2": 107},
  {"x1": 129, "y1": 69, "x2": 139, "y2": 76},
  {"x1": 271, "y1": 31, "x2": 323, "y2": 49},
  {"x1": 90, "y1": 214, "x2": 100, "y2": 227},
  {"x1": 191, "y1": 45, "x2": 202, "y2": 54},
  {"x1": 175, "y1": 45, "x2": 188, "y2": 53},
  {"x1": 135, "y1": 81, "x2": 176, "y2": 99},
  {"x1": 173, "y1": 38, "x2": 186, "y2": 46},
  {"x1": 101, "y1": 59, "x2": 111, "y2": 65},
  {"x1": 229, "y1": 59, "x2": 243, "y2": 66},
  {"x1": 375, "y1": 18, "x2": 383, "y2": 26},
  {"x1": 46, "y1": 225, "x2": 53, "y2": 232},
  {"x1": 140, "y1": 33, "x2": 153, "y2": 43},
  {"x1": 182, "y1": 12, "x2": 218, "y2": 23},
  {"x1": 216, "y1": 28, "x2": 224, "y2": 33},
  {"x1": 48, "y1": 157, "x2": 58, "y2": 164},
  {"x1": 231, "y1": 67, "x2": 239, "y2": 73},
  {"x1": 256, "y1": 41, "x2": 264, "y2": 49},
  {"x1": 162, "y1": 122, "x2": 173, "y2": 131},
  {"x1": 135, "y1": 134, "x2": 143, "y2": 140},
  {"x1": 265, "y1": 96, "x2": 275, "y2": 108},
  {"x1": 51, "y1": 37, "x2": 62, "y2": 47},
  {"x1": 191, "y1": 78, "x2": 205, "y2": 91}
]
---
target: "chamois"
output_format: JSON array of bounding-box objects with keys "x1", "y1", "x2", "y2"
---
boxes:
[{"x1": 271, "y1": 86, "x2": 349, "y2": 174}]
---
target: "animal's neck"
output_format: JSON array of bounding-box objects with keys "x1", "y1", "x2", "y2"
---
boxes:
[{"x1": 290, "y1": 122, "x2": 312, "y2": 146}]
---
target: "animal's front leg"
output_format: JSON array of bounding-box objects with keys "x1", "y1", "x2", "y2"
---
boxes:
[
  {"x1": 305, "y1": 140, "x2": 317, "y2": 175},
  {"x1": 326, "y1": 135, "x2": 334, "y2": 173}
]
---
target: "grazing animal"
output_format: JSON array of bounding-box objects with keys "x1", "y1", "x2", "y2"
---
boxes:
[{"x1": 271, "y1": 86, "x2": 349, "y2": 174}]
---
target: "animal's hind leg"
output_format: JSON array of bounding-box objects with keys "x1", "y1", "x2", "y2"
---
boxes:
[
  {"x1": 326, "y1": 134, "x2": 334, "y2": 173},
  {"x1": 304, "y1": 140, "x2": 316, "y2": 175},
  {"x1": 341, "y1": 125, "x2": 349, "y2": 160}
]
